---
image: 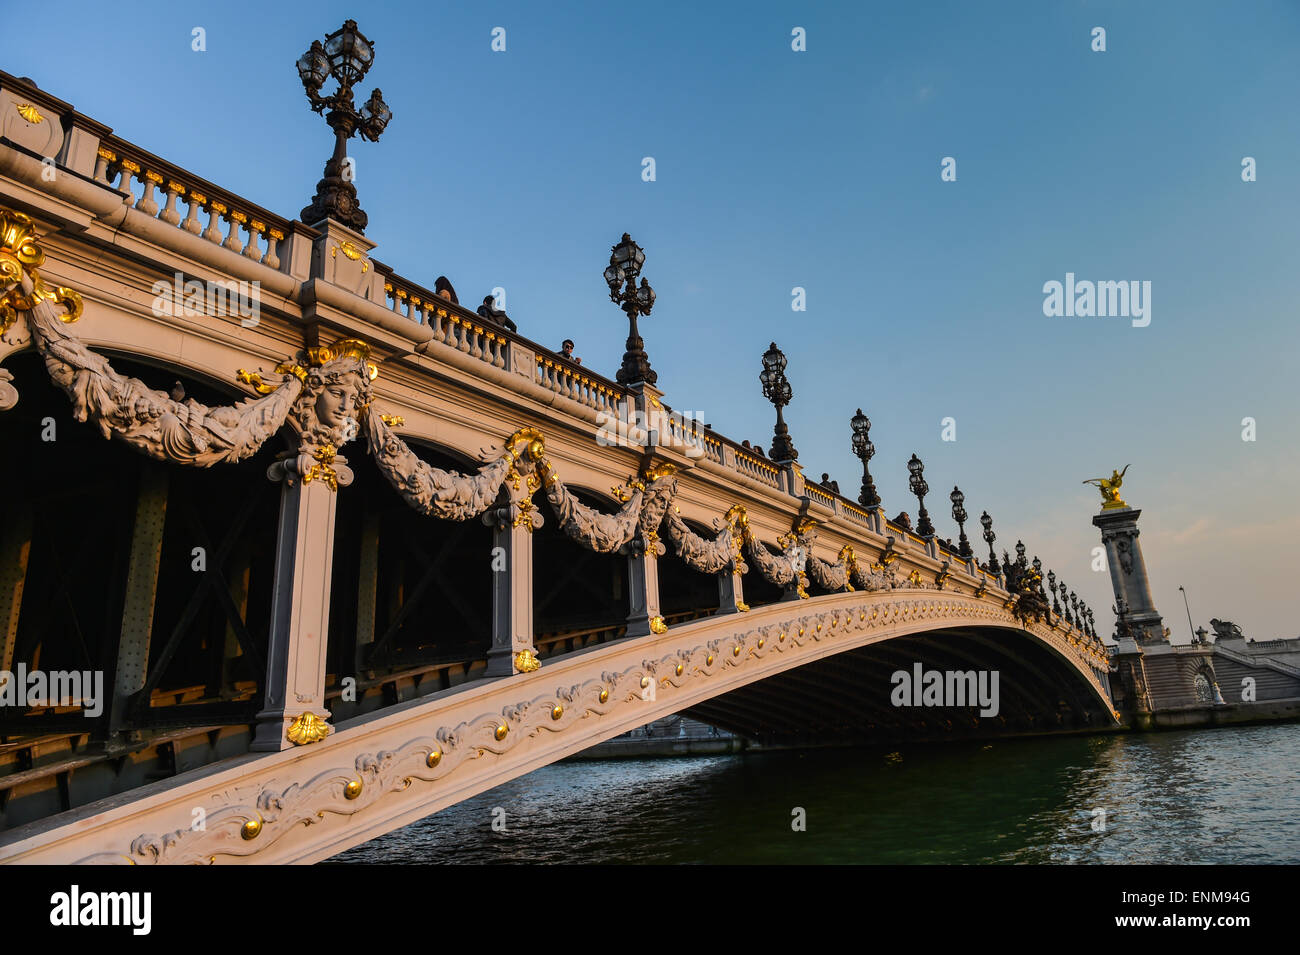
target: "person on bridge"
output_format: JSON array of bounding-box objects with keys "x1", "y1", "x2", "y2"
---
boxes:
[
  {"x1": 476, "y1": 295, "x2": 517, "y2": 332},
  {"x1": 560, "y1": 339, "x2": 581, "y2": 365},
  {"x1": 434, "y1": 276, "x2": 458, "y2": 305}
]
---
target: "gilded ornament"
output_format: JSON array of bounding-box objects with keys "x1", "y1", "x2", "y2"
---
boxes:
[
  {"x1": 426, "y1": 749, "x2": 442, "y2": 768},
  {"x1": 16, "y1": 102, "x2": 44, "y2": 124},
  {"x1": 379, "y1": 413, "x2": 405, "y2": 427},
  {"x1": 551, "y1": 704, "x2": 563, "y2": 720},
  {"x1": 1083, "y1": 465, "x2": 1129, "y2": 510},
  {"x1": 649, "y1": 615, "x2": 668, "y2": 634},
  {"x1": 674, "y1": 663, "x2": 684, "y2": 677},
  {"x1": 286, "y1": 711, "x2": 331, "y2": 745},
  {"x1": 494, "y1": 724, "x2": 508, "y2": 741},
  {"x1": 706, "y1": 654, "x2": 715, "y2": 665},
  {"x1": 343, "y1": 778, "x2": 363, "y2": 800},
  {"x1": 513, "y1": 648, "x2": 541, "y2": 672},
  {"x1": 240, "y1": 817, "x2": 263, "y2": 841},
  {"x1": 302, "y1": 443, "x2": 340, "y2": 491},
  {"x1": 598, "y1": 689, "x2": 609, "y2": 704}
]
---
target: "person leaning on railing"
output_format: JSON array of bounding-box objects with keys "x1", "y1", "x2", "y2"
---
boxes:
[{"x1": 476, "y1": 295, "x2": 517, "y2": 333}]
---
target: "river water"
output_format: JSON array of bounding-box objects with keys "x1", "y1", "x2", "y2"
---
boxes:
[{"x1": 335, "y1": 722, "x2": 1300, "y2": 864}]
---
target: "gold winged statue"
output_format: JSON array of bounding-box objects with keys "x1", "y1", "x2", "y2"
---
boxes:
[{"x1": 1083, "y1": 465, "x2": 1129, "y2": 509}]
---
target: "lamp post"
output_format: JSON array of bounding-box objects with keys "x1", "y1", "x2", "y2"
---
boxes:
[
  {"x1": 1087, "y1": 607, "x2": 1096, "y2": 638},
  {"x1": 759, "y1": 342, "x2": 797, "y2": 462},
  {"x1": 850, "y1": 409, "x2": 880, "y2": 510},
  {"x1": 297, "y1": 19, "x2": 392, "y2": 232},
  {"x1": 980, "y1": 511, "x2": 999, "y2": 575},
  {"x1": 1178, "y1": 585, "x2": 1197, "y2": 643},
  {"x1": 950, "y1": 486, "x2": 972, "y2": 558},
  {"x1": 906, "y1": 454, "x2": 935, "y2": 540},
  {"x1": 1048, "y1": 570, "x2": 1061, "y2": 615},
  {"x1": 604, "y1": 233, "x2": 657, "y2": 386}
]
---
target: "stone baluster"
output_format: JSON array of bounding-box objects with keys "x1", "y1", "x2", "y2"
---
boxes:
[
  {"x1": 93, "y1": 147, "x2": 113, "y2": 185},
  {"x1": 135, "y1": 171, "x2": 161, "y2": 216},
  {"x1": 223, "y1": 211, "x2": 246, "y2": 254},
  {"x1": 159, "y1": 180, "x2": 183, "y2": 225},
  {"x1": 456, "y1": 318, "x2": 470, "y2": 353},
  {"x1": 115, "y1": 160, "x2": 138, "y2": 204},
  {"x1": 430, "y1": 306, "x2": 446, "y2": 343},
  {"x1": 264, "y1": 227, "x2": 283, "y2": 270},
  {"x1": 181, "y1": 191, "x2": 204, "y2": 235},
  {"x1": 203, "y1": 201, "x2": 226, "y2": 244},
  {"x1": 469, "y1": 325, "x2": 483, "y2": 360},
  {"x1": 244, "y1": 219, "x2": 264, "y2": 260}
]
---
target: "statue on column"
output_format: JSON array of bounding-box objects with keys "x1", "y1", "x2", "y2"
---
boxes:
[{"x1": 1083, "y1": 465, "x2": 1130, "y2": 509}]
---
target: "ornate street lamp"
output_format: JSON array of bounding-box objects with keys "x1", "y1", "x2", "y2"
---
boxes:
[
  {"x1": 1069, "y1": 592, "x2": 1080, "y2": 628},
  {"x1": 850, "y1": 408, "x2": 880, "y2": 510},
  {"x1": 1014, "y1": 540, "x2": 1027, "y2": 566},
  {"x1": 1060, "y1": 582, "x2": 1073, "y2": 625},
  {"x1": 979, "y1": 511, "x2": 999, "y2": 575},
  {"x1": 297, "y1": 20, "x2": 391, "y2": 232},
  {"x1": 1048, "y1": 570, "x2": 1062, "y2": 615},
  {"x1": 906, "y1": 454, "x2": 935, "y2": 540},
  {"x1": 949, "y1": 486, "x2": 972, "y2": 558},
  {"x1": 1087, "y1": 607, "x2": 1096, "y2": 638},
  {"x1": 759, "y1": 342, "x2": 797, "y2": 462},
  {"x1": 604, "y1": 233, "x2": 657, "y2": 386}
]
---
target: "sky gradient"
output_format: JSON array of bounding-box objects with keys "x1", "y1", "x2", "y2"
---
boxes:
[{"x1": 13, "y1": 0, "x2": 1300, "y2": 640}]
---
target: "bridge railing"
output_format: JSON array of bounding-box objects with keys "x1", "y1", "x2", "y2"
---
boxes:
[{"x1": 92, "y1": 132, "x2": 298, "y2": 273}]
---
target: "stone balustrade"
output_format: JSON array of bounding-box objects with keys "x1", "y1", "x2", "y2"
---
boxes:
[{"x1": 91, "y1": 135, "x2": 292, "y2": 273}]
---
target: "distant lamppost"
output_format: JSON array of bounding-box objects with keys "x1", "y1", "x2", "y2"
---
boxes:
[
  {"x1": 850, "y1": 408, "x2": 880, "y2": 510},
  {"x1": 759, "y1": 342, "x2": 797, "y2": 462},
  {"x1": 1087, "y1": 607, "x2": 1097, "y2": 638},
  {"x1": 297, "y1": 19, "x2": 392, "y2": 232},
  {"x1": 1059, "y1": 580, "x2": 1072, "y2": 625},
  {"x1": 1177, "y1": 586, "x2": 1197, "y2": 643},
  {"x1": 906, "y1": 454, "x2": 934, "y2": 540},
  {"x1": 604, "y1": 233, "x2": 657, "y2": 386},
  {"x1": 980, "y1": 511, "x2": 999, "y2": 575},
  {"x1": 949, "y1": 486, "x2": 972, "y2": 558},
  {"x1": 1069, "y1": 592, "x2": 1080, "y2": 628},
  {"x1": 1048, "y1": 570, "x2": 1062, "y2": 615}
]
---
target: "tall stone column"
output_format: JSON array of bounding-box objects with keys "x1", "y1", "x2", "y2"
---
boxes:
[
  {"x1": 624, "y1": 533, "x2": 665, "y2": 637},
  {"x1": 1093, "y1": 505, "x2": 1166, "y2": 645},
  {"x1": 251, "y1": 450, "x2": 351, "y2": 751},
  {"x1": 484, "y1": 487, "x2": 540, "y2": 676}
]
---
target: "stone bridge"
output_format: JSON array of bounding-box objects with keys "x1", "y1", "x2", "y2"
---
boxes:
[{"x1": 0, "y1": 70, "x2": 1113, "y2": 863}]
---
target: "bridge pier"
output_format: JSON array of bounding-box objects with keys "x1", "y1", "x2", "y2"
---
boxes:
[{"x1": 251, "y1": 451, "x2": 351, "y2": 751}]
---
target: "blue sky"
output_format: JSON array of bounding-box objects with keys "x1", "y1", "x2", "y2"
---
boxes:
[{"x1": 16, "y1": 0, "x2": 1300, "y2": 639}]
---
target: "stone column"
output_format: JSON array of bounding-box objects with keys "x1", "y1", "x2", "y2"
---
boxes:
[
  {"x1": 1093, "y1": 506, "x2": 1166, "y2": 645},
  {"x1": 624, "y1": 534, "x2": 665, "y2": 637},
  {"x1": 251, "y1": 450, "x2": 351, "y2": 752},
  {"x1": 717, "y1": 566, "x2": 746, "y2": 614},
  {"x1": 484, "y1": 488, "x2": 540, "y2": 676}
]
